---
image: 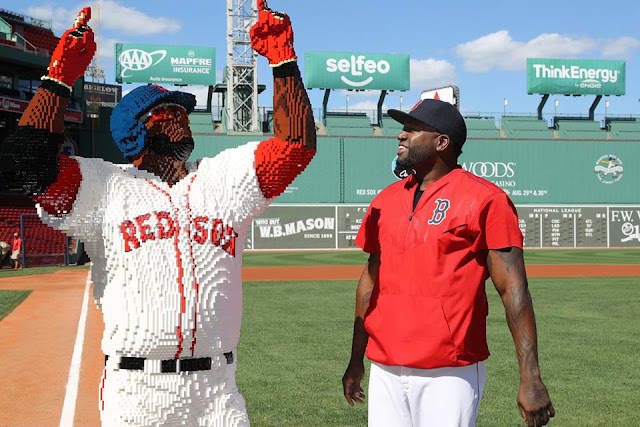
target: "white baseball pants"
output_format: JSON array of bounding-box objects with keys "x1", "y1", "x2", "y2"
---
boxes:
[
  {"x1": 99, "y1": 353, "x2": 249, "y2": 426},
  {"x1": 368, "y1": 361, "x2": 486, "y2": 427}
]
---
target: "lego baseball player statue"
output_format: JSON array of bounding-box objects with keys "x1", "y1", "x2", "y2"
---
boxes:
[{"x1": 0, "y1": 2, "x2": 315, "y2": 425}]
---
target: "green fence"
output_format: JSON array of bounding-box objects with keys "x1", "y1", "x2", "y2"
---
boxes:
[{"x1": 189, "y1": 135, "x2": 640, "y2": 205}]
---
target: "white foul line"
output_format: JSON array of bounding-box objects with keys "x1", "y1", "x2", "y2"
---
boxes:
[{"x1": 59, "y1": 271, "x2": 92, "y2": 427}]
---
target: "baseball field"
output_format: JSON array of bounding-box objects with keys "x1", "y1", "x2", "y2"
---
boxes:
[{"x1": 0, "y1": 249, "x2": 638, "y2": 426}]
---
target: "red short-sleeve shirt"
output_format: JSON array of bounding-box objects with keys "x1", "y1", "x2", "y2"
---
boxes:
[{"x1": 356, "y1": 168, "x2": 522, "y2": 369}]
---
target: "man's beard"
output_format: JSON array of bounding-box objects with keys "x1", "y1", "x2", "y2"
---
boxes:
[
  {"x1": 394, "y1": 145, "x2": 429, "y2": 177},
  {"x1": 146, "y1": 134, "x2": 195, "y2": 161}
]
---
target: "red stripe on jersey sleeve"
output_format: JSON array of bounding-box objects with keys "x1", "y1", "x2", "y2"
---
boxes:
[
  {"x1": 255, "y1": 137, "x2": 316, "y2": 199},
  {"x1": 33, "y1": 155, "x2": 82, "y2": 216}
]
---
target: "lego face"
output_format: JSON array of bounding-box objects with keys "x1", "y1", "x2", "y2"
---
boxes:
[
  {"x1": 141, "y1": 104, "x2": 194, "y2": 162},
  {"x1": 142, "y1": 104, "x2": 192, "y2": 143}
]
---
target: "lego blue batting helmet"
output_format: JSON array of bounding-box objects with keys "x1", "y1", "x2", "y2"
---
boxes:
[{"x1": 110, "y1": 85, "x2": 197, "y2": 159}]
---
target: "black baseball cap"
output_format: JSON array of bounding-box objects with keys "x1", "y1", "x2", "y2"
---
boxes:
[{"x1": 387, "y1": 99, "x2": 467, "y2": 152}]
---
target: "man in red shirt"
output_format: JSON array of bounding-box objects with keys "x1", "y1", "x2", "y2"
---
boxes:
[
  {"x1": 342, "y1": 99, "x2": 554, "y2": 427},
  {"x1": 11, "y1": 232, "x2": 22, "y2": 270}
]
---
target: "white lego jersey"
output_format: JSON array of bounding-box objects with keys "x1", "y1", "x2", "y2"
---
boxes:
[{"x1": 38, "y1": 141, "x2": 269, "y2": 359}]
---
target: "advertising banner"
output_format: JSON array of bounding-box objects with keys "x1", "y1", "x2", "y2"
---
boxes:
[
  {"x1": 527, "y1": 58, "x2": 626, "y2": 96},
  {"x1": 244, "y1": 204, "x2": 639, "y2": 249},
  {"x1": 250, "y1": 206, "x2": 337, "y2": 250},
  {"x1": 305, "y1": 51, "x2": 410, "y2": 90},
  {"x1": 0, "y1": 96, "x2": 82, "y2": 123},
  {"x1": 84, "y1": 82, "x2": 122, "y2": 107},
  {"x1": 115, "y1": 43, "x2": 216, "y2": 85}
]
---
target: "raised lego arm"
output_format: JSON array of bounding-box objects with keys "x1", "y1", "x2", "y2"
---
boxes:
[
  {"x1": 250, "y1": 0, "x2": 316, "y2": 198},
  {"x1": 0, "y1": 8, "x2": 95, "y2": 196}
]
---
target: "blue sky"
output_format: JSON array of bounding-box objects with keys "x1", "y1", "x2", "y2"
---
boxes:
[{"x1": 4, "y1": 0, "x2": 640, "y2": 119}]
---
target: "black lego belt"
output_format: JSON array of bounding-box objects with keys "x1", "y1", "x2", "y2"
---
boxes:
[{"x1": 105, "y1": 352, "x2": 234, "y2": 373}]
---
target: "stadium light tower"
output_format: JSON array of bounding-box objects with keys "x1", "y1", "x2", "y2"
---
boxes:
[{"x1": 226, "y1": 0, "x2": 259, "y2": 132}]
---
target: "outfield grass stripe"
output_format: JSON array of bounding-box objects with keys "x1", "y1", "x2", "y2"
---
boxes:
[
  {"x1": 242, "y1": 249, "x2": 640, "y2": 267},
  {"x1": 237, "y1": 277, "x2": 640, "y2": 426}
]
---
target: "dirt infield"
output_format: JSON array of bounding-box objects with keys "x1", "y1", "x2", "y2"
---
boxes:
[{"x1": 0, "y1": 264, "x2": 638, "y2": 426}]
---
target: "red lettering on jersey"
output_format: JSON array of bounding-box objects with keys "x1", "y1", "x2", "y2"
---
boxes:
[
  {"x1": 135, "y1": 214, "x2": 156, "y2": 242},
  {"x1": 211, "y1": 219, "x2": 223, "y2": 245},
  {"x1": 120, "y1": 212, "x2": 238, "y2": 257},
  {"x1": 193, "y1": 216, "x2": 209, "y2": 244},
  {"x1": 156, "y1": 212, "x2": 176, "y2": 239},
  {"x1": 120, "y1": 220, "x2": 140, "y2": 252},
  {"x1": 221, "y1": 225, "x2": 238, "y2": 257}
]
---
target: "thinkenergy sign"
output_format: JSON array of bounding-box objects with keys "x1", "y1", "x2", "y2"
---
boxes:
[
  {"x1": 527, "y1": 58, "x2": 626, "y2": 96},
  {"x1": 115, "y1": 43, "x2": 216, "y2": 85},
  {"x1": 305, "y1": 51, "x2": 410, "y2": 91}
]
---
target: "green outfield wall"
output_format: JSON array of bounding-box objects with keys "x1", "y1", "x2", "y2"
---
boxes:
[
  {"x1": 189, "y1": 135, "x2": 640, "y2": 205},
  {"x1": 243, "y1": 204, "x2": 640, "y2": 250}
]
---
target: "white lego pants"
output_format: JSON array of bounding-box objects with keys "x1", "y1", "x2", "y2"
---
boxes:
[
  {"x1": 368, "y1": 361, "x2": 486, "y2": 427},
  {"x1": 99, "y1": 354, "x2": 249, "y2": 426}
]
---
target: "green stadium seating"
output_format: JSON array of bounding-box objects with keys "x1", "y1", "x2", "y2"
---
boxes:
[
  {"x1": 326, "y1": 126, "x2": 374, "y2": 137},
  {"x1": 556, "y1": 119, "x2": 607, "y2": 140},
  {"x1": 189, "y1": 112, "x2": 216, "y2": 133},
  {"x1": 465, "y1": 117, "x2": 501, "y2": 139},
  {"x1": 608, "y1": 120, "x2": 640, "y2": 140},
  {"x1": 379, "y1": 118, "x2": 403, "y2": 137},
  {"x1": 501, "y1": 116, "x2": 554, "y2": 140},
  {"x1": 468, "y1": 129, "x2": 502, "y2": 139},
  {"x1": 325, "y1": 113, "x2": 374, "y2": 136}
]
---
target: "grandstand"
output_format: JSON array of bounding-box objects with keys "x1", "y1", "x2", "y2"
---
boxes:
[
  {"x1": 555, "y1": 118, "x2": 607, "y2": 140},
  {"x1": 0, "y1": 8, "x2": 84, "y2": 266},
  {"x1": 324, "y1": 112, "x2": 374, "y2": 136},
  {"x1": 0, "y1": 194, "x2": 67, "y2": 267},
  {"x1": 607, "y1": 118, "x2": 640, "y2": 140},
  {"x1": 500, "y1": 116, "x2": 555, "y2": 140}
]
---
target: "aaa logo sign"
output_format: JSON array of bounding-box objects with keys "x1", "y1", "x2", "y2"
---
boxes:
[{"x1": 115, "y1": 43, "x2": 216, "y2": 85}]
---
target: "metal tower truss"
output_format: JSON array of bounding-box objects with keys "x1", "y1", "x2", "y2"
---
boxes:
[{"x1": 226, "y1": 0, "x2": 259, "y2": 133}]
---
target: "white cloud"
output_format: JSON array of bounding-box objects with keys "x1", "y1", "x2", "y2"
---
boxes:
[
  {"x1": 410, "y1": 58, "x2": 456, "y2": 91},
  {"x1": 601, "y1": 36, "x2": 640, "y2": 58},
  {"x1": 455, "y1": 30, "x2": 595, "y2": 72},
  {"x1": 96, "y1": 37, "x2": 121, "y2": 59},
  {"x1": 26, "y1": 1, "x2": 181, "y2": 36}
]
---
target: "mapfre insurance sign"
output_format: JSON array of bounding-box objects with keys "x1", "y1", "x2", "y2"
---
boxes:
[
  {"x1": 115, "y1": 43, "x2": 216, "y2": 85},
  {"x1": 305, "y1": 51, "x2": 409, "y2": 91}
]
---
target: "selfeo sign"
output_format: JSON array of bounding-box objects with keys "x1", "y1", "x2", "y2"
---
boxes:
[
  {"x1": 115, "y1": 43, "x2": 216, "y2": 85},
  {"x1": 305, "y1": 51, "x2": 409, "y2": 91},
  {"x1": 527, "y1": 58, "x2": 626, "y2": 96}
]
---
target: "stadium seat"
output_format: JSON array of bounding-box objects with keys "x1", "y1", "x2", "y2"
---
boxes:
[
  {"x1": 501, "y1": 116, "x2": 554, "y2": 140},
  {"x1": 189, "y1": 112, "x2": 216, "y2": 134},
  {"x1": 325, "y1": 113, "x2": 374, "y2": 137},
  {"x1": 556, "y1": 119, "x2": 607, "y2": 141},
  {"x1": 608, "y1": 120, "x2": 640, "y2": 140},
  {"x1": 465, "y1": 117, "x2": 501, "y2": 139}
]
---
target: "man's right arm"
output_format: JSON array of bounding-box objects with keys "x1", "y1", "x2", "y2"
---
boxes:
[{"x1": 342, "y1": 252, "x2": 379, "y2": 406}]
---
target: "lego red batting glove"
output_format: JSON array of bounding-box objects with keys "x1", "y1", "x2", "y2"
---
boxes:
[
  {"x1": 250, "y1": 0, "x2": 297, "y2": 67},
  {"x1": 43, "y1": 7, "x2": 96, "y2": 90}
]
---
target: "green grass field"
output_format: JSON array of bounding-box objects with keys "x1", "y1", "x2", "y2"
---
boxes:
[
  {"x1": 0, "y1": 290, "x2": 31, "y2": 321},
  {"x1": 0, "y1": 251, "x2": 638, "y2": 425},
  {"x1": 238, "y1": 277, "x2": 640, "y2": 427},
  {"x1": 241, "y1": 249, "x2": 640, "y2": 267}
]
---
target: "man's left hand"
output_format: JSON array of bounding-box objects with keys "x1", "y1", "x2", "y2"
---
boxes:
[
  {"x1": 250, "y1": 0, "x2": 296, "y2": 67},
  {"x1": 518, "y1": 380, "x2": 555, "y2": 426}
]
